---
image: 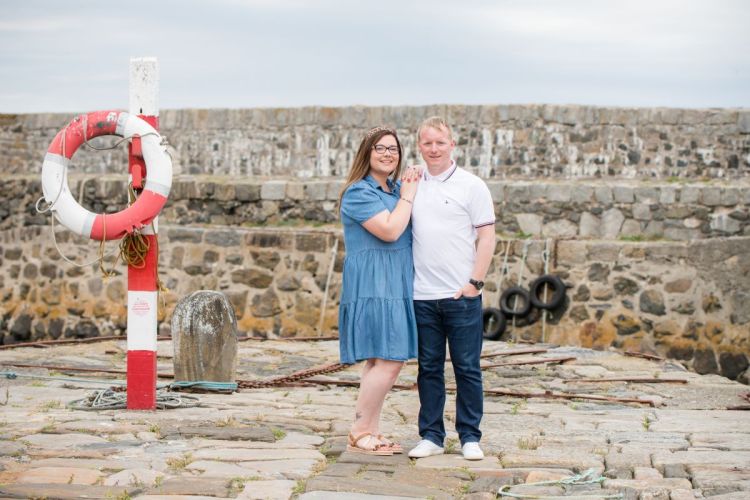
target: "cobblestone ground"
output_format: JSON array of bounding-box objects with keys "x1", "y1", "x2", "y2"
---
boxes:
[{"x1": 0, "y1": 338, "x2": 748, "y2": 499}]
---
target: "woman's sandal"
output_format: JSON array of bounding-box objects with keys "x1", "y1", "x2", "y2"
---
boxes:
[
  {"x1": 346, "y1": 432, "x2": 394, "y2": 456},
  {"x1": 377, "y1": 434, "x2": 403, "y2": 454}
]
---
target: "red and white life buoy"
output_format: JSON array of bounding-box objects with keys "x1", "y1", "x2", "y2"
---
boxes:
[{"x1": 41, "y1": 110, "x2": 172, "y2": 241}]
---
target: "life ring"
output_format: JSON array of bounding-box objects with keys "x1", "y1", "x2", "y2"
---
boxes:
[
  {"x1": 528, "y1": 274, "x2": 566, "y2": 310},
  {"x1": 499, "y1": 286, "x2": 532, "y2": 317},
  {"x1": 482, "y1": 307, "x2": 507, "y2": 341},
  {"x1": 41, "y1": 110, "x2": 172, "y2": 241}
]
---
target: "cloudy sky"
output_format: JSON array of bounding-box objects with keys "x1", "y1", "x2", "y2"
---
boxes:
[{"x1": 1, "y1": 0, "x2": 748, "y2": 113}]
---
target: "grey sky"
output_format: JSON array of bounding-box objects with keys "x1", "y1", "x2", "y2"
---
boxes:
[{"x1": 1, "y1": 0, "x2": 748, "y2": 113}]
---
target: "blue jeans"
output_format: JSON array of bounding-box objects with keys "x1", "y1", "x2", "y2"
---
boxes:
[{"x1": 414, "y1": 296, "x2": 483, "y2": 446}]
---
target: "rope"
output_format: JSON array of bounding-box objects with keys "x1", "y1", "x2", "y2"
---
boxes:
[
  {"x1": 511, "y1": 240, "x2": 531, "y2": 338},
  {"x1": 169, "y1": 381, "x2": 238, "y2": 392},
  {"x1": 497, "y1": 240, "x2": 512, "y2": 295},
  {"x1": 541, "y1": 238, "x2": 551, "y2": 343},
  {"x1": 0, "y1": 370, "x2": 168, "y2": 389},
  {"x1": 318, "y1": 238, "x2": 339, "y2": 336},
  {"x1": 67, "y1": 388, "x2": 200, "y2": 411},
  {"x1": 497, "y1": 468, "x2": 623, "y2": 499}
]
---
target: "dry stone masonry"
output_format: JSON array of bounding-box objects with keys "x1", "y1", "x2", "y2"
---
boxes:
[{"x1": 0, "y1": 104, "x2": 748, "y2": 383}]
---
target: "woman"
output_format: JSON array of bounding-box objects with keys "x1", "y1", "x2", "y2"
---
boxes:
[{"x1": 338, "y1": 126, "x2": 421, "y2": 455}]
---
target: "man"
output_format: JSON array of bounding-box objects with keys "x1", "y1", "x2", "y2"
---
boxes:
[{"x1": 407, "y1": 116, "x2": 496, "y2": 461}]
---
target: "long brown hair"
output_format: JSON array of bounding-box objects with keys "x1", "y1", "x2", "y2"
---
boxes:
[{"x1": 339, "y1": 126, "x2": 403, "y2": 206}]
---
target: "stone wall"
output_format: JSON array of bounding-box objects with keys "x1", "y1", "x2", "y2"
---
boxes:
[
  {"x1": 3, "y1": 175, "x2": 750, "y2": 240},
  {"x1": 2, "y1": 104, "x2": 749, "y2": 179},
  {"x1": 1, "y1": 226, "x2": 748, "y2": 381}
]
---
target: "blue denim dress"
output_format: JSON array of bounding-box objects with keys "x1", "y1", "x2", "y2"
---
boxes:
[{"x1": 338, "y1": 175, "x2": 418, "y2": 364}]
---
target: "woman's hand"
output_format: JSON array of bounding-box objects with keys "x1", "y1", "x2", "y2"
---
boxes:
[{"x1": 399, "y1": 165, "x2": 422, "y2": 201}]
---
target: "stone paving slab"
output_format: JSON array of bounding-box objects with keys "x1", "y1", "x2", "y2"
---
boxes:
[
  {"x1": 0, "y1": 482, "x2": 141, "y2": 499},
  {"x1": 0, "y1": 339, "x2": 749, "y2": 499}
]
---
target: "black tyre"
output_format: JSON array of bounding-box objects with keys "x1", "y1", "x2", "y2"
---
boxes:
[
  {"x1": 482, "y1": 307, "x2": 507, "y2": 341},
  {"x1": 529, "y1": 274, "x2": 566, "y2": 310},
  {"x1": 499, "y1": 286, "x2": 532, "y2": 317}
]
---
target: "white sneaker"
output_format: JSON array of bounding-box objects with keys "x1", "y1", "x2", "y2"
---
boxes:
[
  {"x1": 408, "y1": 439, "x2": 444, "y2": 458},
  {"x1": 462, "y1": 442, "x2": 484, "y2": 460}
]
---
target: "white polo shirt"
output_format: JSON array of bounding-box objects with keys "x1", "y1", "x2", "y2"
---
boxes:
[{"x1": 411, "y1": 162, "x2": 495, "y2": 300}]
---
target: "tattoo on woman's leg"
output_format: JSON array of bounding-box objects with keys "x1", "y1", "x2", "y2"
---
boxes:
[{"x1": 355, "y1": 411, "x2": 362, "y2": 421}]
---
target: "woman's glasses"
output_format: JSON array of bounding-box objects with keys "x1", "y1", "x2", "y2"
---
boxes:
[{"x1": 372, "y1": 145, "x2": 400, "y2": 155}]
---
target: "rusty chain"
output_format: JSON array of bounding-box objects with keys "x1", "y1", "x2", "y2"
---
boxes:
[{"x1": 237, "y1": 362, "x2": 348, "y2": 389}]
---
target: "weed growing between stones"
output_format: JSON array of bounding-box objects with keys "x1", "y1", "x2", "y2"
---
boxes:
[
  {"x1": 40, "y1": 418, "x2": 56, "y2": 433},
  {"x1": 37, "y1": 399, "x2": 61, "y2": 412},
  {"x1": 166, "y1": 452, "x2": 193, "y2": 472},
  {"x1": 642, "y1": 414, "x2": 651, "y2": 431},
  {"x1": 445, "y1": 437, "x2": 459, "y2": 454},
  {"x1": 510, "y1": 400, "x2": 527, "y2": 414},
  {"x1": 517, "y1": 435, "x2": 542, "y2": 450},
  {"x1": 271, "y1": 427, "x2": 286, "y2": 440},
  {"x1": 227, "y1": 476, "x2": 260, "y2": 495},
  {"x1": 216, "y1": 415, "x2": 238, "y2": 427},
  {"x1": 292, "y1": 479, "x2": 307, "y2": 495}
]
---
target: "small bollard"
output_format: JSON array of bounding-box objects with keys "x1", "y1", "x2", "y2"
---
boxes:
[{"x1": 171, "y1": 290, "x2": 238, "y2": 383}]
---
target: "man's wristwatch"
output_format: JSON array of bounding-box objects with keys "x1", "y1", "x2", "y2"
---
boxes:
[{"x1": 469, "y1": 279, "x2": 484, "y2": 291}]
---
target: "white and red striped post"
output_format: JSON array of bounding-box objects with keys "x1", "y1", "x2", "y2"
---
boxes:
[{"x1": 126, "y1": 57, "x2": 160, "y2": 410}]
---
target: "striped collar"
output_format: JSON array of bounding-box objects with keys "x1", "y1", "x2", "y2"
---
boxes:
[{"x1": 423, "y1": 161, "x2": 457, "y2": 182}]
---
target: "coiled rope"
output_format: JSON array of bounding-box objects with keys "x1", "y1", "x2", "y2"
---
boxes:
[
  {"x1": 497, "y1": 468, "x2": 623, "y2": 499},
  {"x1": 35, "y1": 116, "x2": 170, "y2": 282},
  {"x1": 67, "y1": 388, "x2": 200, "y2": 411}
]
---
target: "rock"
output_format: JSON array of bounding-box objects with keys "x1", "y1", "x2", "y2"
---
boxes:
[
  {"x1": 662, "y1": 464, "x2": 688, "y2": 478},
  {"x1": 10, "y1": 313, "x2": 32, "y2": 341},
  {"x1": 665, "y1": 278, "x2": 692, "y2": 293},
  {"x1": 692, "y1": 348, "x2": 718, "y2": 375},
  {"x1": 0, "y1": 484, "x2": 138, "y2": 499},
  {"x1": 171, "y1": 290, "x2": 238, "y2": 383},
  {"x1": 104, "y1": 468, "x2": 164, "y2": 487},
  {"x1": 611, "y1": 314, "x2": 641, "y2": 336},
  {"x1": 573, "y1": 285, "x2": 591, "y2": 301},
  {"x1": 569, "y1": 305, "x2": 590, "y2": 322},
  {"x1": 16, "y1": 466, "x2": 103, "y2": 485},
  {"x1": 237, "y1": 479, "x2": 296, "y2": 500},
  {"x1": 516, "y1": 214, "x2": 543, "y2": 236},
  {"x1": 232, "y1": 268, "x2": 274, "y2": 288},
  {"x1": 653, "y1": 319, "x2": 680, "y2": 339},
  {"x1": 542, "y1": 219, "x2": 577, "y2": 239},
  {"x1": 673, "y1": 301, "x2": 695, "y2": 315},
  {"x1": 579, "y1": 212, "x2": 601, "y2": 238},
  {"x1": 702, "y1": 293, "x2": 722, "y2": 313},
  {"x1": 205, "y1": 229, "x2": 242, "y2": 247},
  {"x1": 587, "y1": 263, "x2": 610, "y2": 283},
  {"x1": 252, "y1": 289, "x2": 282, "y2": 318},
  {"x1": 178, "y1": 426, "x2": 275, "y2": 441},
  {"x1": 640, "y1": 290, "x2": 666, "y2": 316},
  {"x1": 277, "y1": 273, "x2": 302, "y2": 291},
  {"x1": 730, "y1": 291, "x2": 750, "y2": 324},
  {"x1": 718, "y1": 351, "x2": 749, "y2": 380},
  {"x1": 667, "y1": 342, "x2": 694, "y2": 361},
  {"x1": 48, "y1": 317, "x2": 64, "y2": 339},
  {"x1": 252, "y1": 250, "x2": 281, "y2": 270},
  {"x1": 73, "y1": 320, "x2": 100, "y2": 339},
  {"x1": 614, "y1": 277, "x2": 639, "y2": 296}
]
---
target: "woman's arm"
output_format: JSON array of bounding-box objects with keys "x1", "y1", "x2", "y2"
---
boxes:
[{"x1": 361, "y1": 166, "x2": 421, "y2": 242}]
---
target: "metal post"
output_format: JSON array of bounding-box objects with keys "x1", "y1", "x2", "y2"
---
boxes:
[{"x1": 126, "y1": 57, "x2": 159, "y2": 410}]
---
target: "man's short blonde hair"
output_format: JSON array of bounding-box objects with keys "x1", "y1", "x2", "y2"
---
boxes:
[{"x1": 417, "y1": 116, "x2": 453, "y2": 142}]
